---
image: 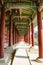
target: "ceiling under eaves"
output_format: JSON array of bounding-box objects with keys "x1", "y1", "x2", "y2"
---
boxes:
[{"x1": 0, "y1": 0, "x2": 43, "y2": 35}]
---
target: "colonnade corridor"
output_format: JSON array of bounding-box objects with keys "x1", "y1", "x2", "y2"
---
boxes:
[{"x1": 0, "y1": 0, "x2": 43, "y2": 65}]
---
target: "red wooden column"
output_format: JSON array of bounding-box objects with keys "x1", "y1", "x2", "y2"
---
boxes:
[
  {"x1": 24, "y1": 34, "x2": 26, "y2": 42},
  {"x1": 0, "y1": 4, "x2": 5, "y2": 58},
  {"x1": 15, "y1": 28, "x2": 19, "y2": 43},
  {"x1": 31, "y1": 22, "x2": 34, "y2": 46},
  {"x1": 17, "y1": 32, "x2": 18, "y2": 42},
  {"x1": 30, "y1": 30, "x2": 32, "y2": 45},
  {"x1": 13, "y1": 23, "x2": 16, "y2": 44},
  {"x1": 15, "y1": 28, "x2": 16, "y2": 43},
  {"x1": 25, "y1": 32, "x2": 27, "y2": 43},
  {"x1": 29, "y1": 26, "x2": 31, "y2": 44},
  {"x1": 18, "y1": 32, "x2": 19, "y2": 42},
  {"x1": 29, "y1": 26, "x2": 30, "y2": 44},
  {"x1": 15, "y1": 29, "x2": 17, "y2": 43},
  {"x1": 37, "y1": 10, "x2": 43, "y2": 58},
  {"x1": 7, "y1": 30, "x2": 9, "y2": 44},
  {"x1": 27, "y1": 27, "x2": 30, "y2": 44},
  {"x1": 9, "y1": 11, "x2": 12, "y2": 46},
  {"x1": 17, "y1": 31, "x2": 19, "y2": 42},
  {"x1": 13, "y1": 23, "x2": 14, "y2": 45},
  {"x1": 14, "y1": 26, "x2": 16, "y2": 44},
  {"x1": 24, "y1": 35, "x2": 25, "y2": 42},
  {"x1": 25, "y1": 32, "x2": 27, "y2": 42},
  {"x1": 17, "y1": 32, "x2": 19, "y2": 42},
  {"x1": 24, "y1": 30, "x2": 28, "y2": 43},
  {"x1": 25, "y1": 35, "x2": 26, "y2": 42},
  {"x1": 25, "y1": 33, "x2": 27, "y2": 42},
  {"x1": 14, "y1": 27, "x2": 16, "y2": 43},
  {"x1": 26, "y1": 31, "x2": 29, "y2": 43},
  {"x1": 14, "y1": 27, "x2": 16, "y2": 44}
]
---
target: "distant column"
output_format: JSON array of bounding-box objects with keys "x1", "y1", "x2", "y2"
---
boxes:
[
  {"x1": 13, "y1": 23, "x2": 15, "y2": 45},
  {"x1": 17, "y1": 32, "x2": 19, "y2": 42},
  {"x1": 15, "y1": 29, "x2": 17, "y2": 43},
  {"x1": 9, "y1": 11, "x2": 12, "y2": 46},
  {"x1": 27, "y1": 27, "x2": 30, "y2": 44},
  {"x1": 25, "y1": 32, "x2": 27, "y2": 43},
  {"x1": 29, "y1": 26, "x2": 30, "y2": 44},
  {"x1": 31, "y1": 22, "x2": 34, "y2": 46},
  {"x1": 0, "y1": 4, "x2": 5, "y2": 58}
]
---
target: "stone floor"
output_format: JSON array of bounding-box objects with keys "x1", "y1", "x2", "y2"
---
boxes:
[
  {"x1": 0, "y1": 41, "x2": 43, "y2": 65},
  {"x1": 12, "y1": 41, "x2": 31, "y2": 65},
  {"x1": 12, "y1": 41, "x2": 43, "y2": 65}
]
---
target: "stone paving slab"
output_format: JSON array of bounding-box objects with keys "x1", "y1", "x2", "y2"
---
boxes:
[
  {"x1": 12, "y1": 48, "x2": 30, "y2": 65},
  {"x1": 27, "y1": 45, "x2": 43, "y2": 65},
  {"x1": 13, "y1": 57, "x2": 30, "y2": 65},
  {"x1": 12, "y1": 41, "x2": 31, "y2": 65}
]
